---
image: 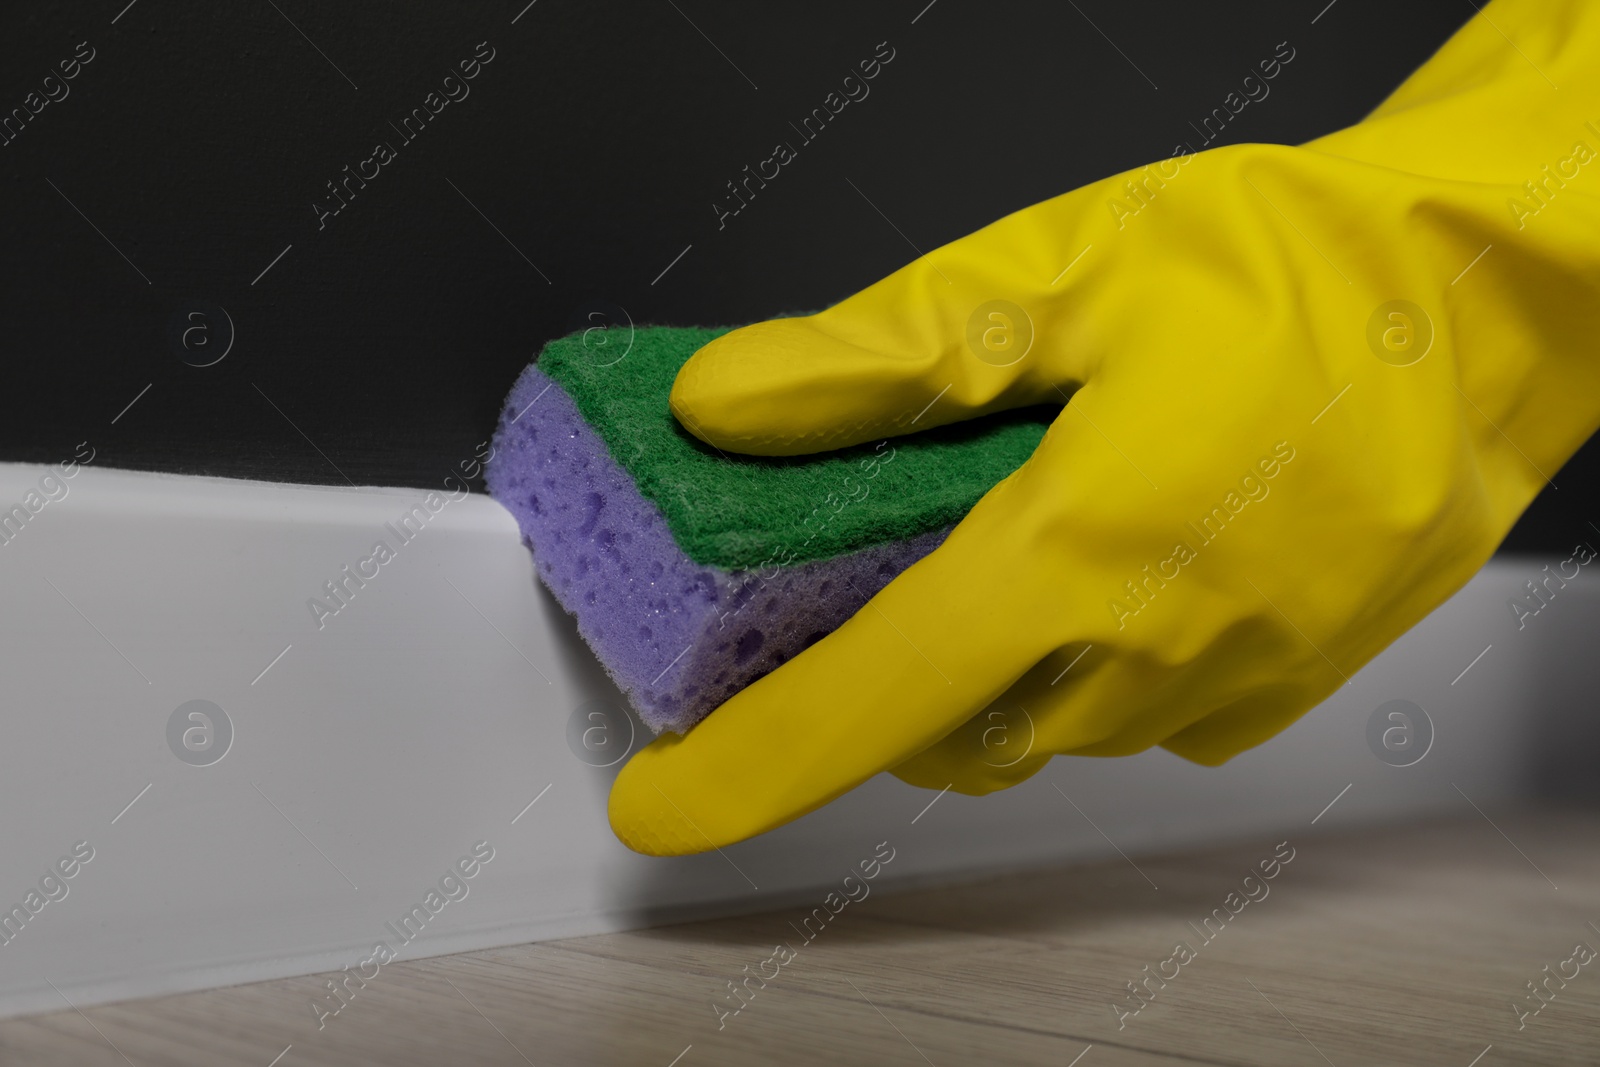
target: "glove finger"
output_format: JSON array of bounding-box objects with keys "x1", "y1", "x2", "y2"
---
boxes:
[
  {"x1": 897, "y1": 598, "x2": 1348, "y2": 795},
  {"x1": 607, "y1": 465, "x2": 1058, "y2": 856},
  {"x1": 889, "y1": 650, "x2": 1093, "y2": 795},
  {"x1": 891, "y1": 645, "x2": 1248, "y2": 794}
]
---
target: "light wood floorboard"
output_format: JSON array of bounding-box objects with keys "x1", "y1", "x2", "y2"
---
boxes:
[{"x1": 2, "y1": 807, "x2": 1596, "y2": 1066}]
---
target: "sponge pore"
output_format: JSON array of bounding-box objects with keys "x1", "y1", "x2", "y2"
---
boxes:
[{"x1": 487, "y1": 325, "x2": 1051, "y2": 734}]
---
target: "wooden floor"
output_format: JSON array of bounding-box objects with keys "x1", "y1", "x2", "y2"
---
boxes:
[{"x1": 3, "y1": 808, "x2": 1597, "y2": 1066}]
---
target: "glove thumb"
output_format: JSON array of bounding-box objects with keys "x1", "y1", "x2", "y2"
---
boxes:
[{"x1": 671, "y1": 230, "x2": 1095, "y2": 456}]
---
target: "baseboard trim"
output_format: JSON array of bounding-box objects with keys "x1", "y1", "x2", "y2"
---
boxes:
[{"x1": 0, "y1": 463, "x2": 1586, "y2": 1018}]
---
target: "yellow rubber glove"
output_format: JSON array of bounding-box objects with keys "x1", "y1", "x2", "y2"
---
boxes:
[{"x1": 611, "y1": 0, "x2": 1600, "y2": 855}]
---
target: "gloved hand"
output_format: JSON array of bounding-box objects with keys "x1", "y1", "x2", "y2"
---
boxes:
[{"x1": 610, "y1": 0, "x2": 1600, "y2": 855}]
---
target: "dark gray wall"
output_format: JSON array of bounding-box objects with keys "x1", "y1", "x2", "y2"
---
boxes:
[{"x1": 0, "y1": 1, "x2": 1589, "y2": 549}]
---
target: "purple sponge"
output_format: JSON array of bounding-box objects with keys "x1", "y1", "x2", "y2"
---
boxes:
[
  {"x1": 488, "y1": 324, "x2": 1049, "y2": 735},
  {"x1": 489, "y1": 362, "x2": 947, "y2": 735}
]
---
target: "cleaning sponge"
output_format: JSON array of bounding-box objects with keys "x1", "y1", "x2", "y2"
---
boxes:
[{"x1": 487, "y1": 325, "x2": 1050, "y2": 734}]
